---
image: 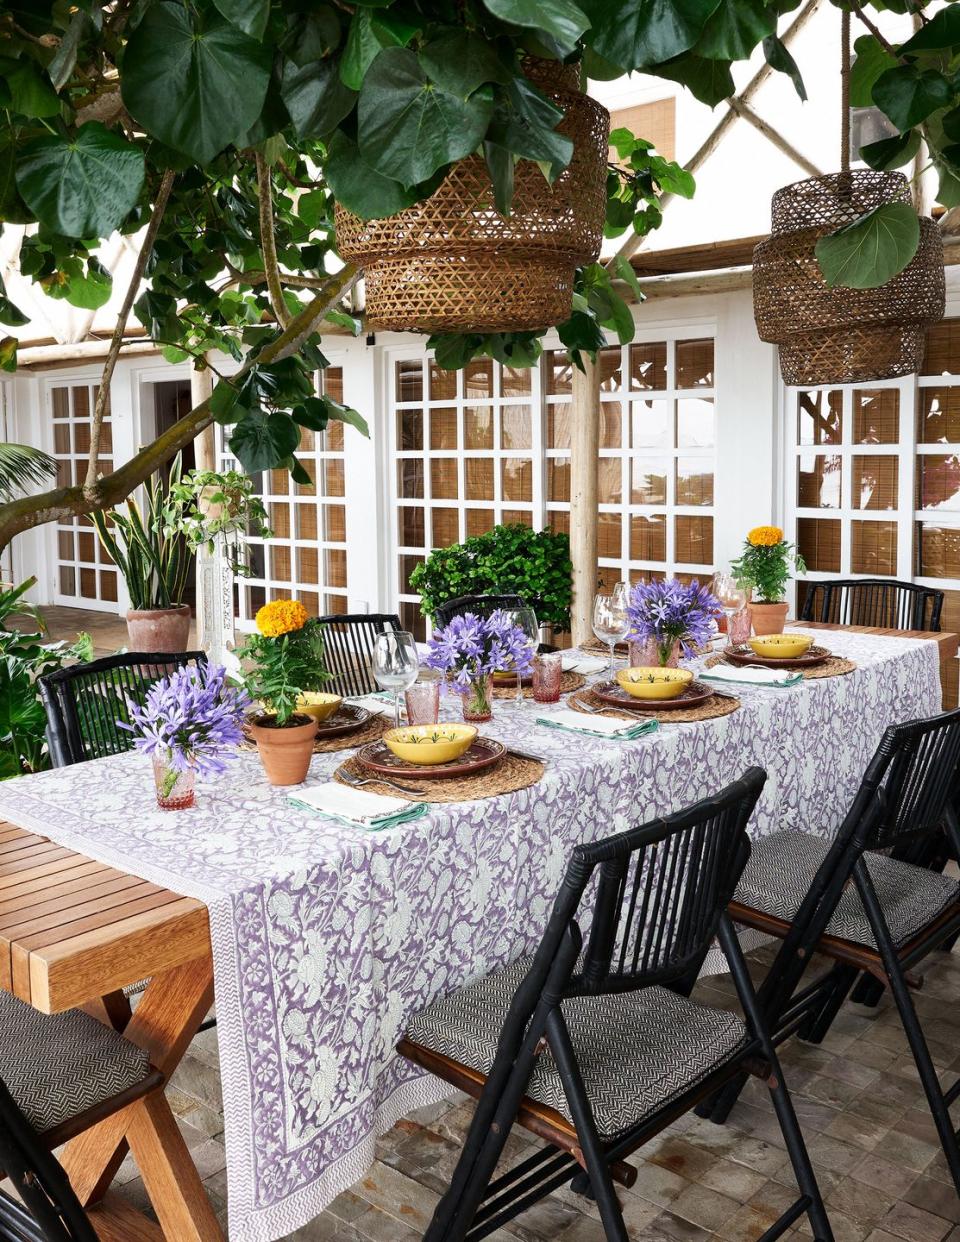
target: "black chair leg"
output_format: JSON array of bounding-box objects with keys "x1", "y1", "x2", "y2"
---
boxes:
[
  {"x1": 766, "y1": 1069, "x2": 834, "y2": 1241},
  {"x1": 849, "y1": 973, "x2": 885, "y2": 1007},
  {"x1": 798, "y1": 964, "x2": 858, "y2": 1044}
]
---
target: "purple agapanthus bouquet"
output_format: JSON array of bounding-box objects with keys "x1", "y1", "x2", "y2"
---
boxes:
[
  {"x1": 119, "y1": 663, "x2": 251, "y2": 778},
  {"x1": 627, "y1": 578, "x2": 721, "y2": 665},
  {"x1": 424, "y1": 610, "x2": 535, "y2": 691}
]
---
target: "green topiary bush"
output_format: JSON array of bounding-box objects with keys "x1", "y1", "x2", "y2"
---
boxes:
[{"x1": 409, "y1": 524, "x2": 572, "y2": 632}]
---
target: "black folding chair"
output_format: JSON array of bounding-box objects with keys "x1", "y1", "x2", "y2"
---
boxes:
[
  {"x1": 0, "y1": 987, "x2": 213, "y2": 1242},
  {"x1": 701, "y1": 710, "x2": 960, "y2": 1193},
  {"x1": 799, "y1": 578, "x2": 944, "y2": 631},
  {"x1": 39, "y1": 651, "x2": 207, "y2": 768},
  {"x1": 399, "y1": 769, "x2": 834, "y2": 1242},
  {"x1": 314, "y1": 612, "x2": 402, "y2": 697}
]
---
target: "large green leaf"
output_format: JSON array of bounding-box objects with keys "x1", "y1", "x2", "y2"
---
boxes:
[
  {"x1": 230, "y1": 411, "x2": 301, "y2": 474},
  {"x1": 6, "y1": 60, "x2": 61, "y2": 118},
  {"x1": 358, "y1": 47, "x2": 493, "y2": 184},
  {"x1": 655, "y1": 52, "x2": 733, "y2": 105},
  {"x1": 0, "y1": 338, "x2": 16, "y2": 374},
  {"x1": 583, "y1": 0, "x2": 721, "y2": 71},
  {"x1": 900, "y1": 5, "x2": 960, "y2": 54},
  {"x1": 340, "y1": 8, "x2": 408, "y2": 90},
  {"x1": 280, "y1": 56, "x2": 357, "y2": 139},
  {"x1": 815, "y1": 202, "x2": 920, "y2": 290},
  {"x1": 486, "y1": 74, "x2": 572, "y2": 180},
  {"x1": 762, "y1": 34, "x2": 805, "y2": 100},
  {"x1": 872, "y1": 65, "x2": 952, "y2": 131},
  {"x1": 122, "y1": 2, "x2": 272, "y2": 164},
  {"x1": 849, "y1": 34, "x2": 897, "y2": 109},
  {"x1": 44, "y1": 255, "x2": 112, "y2": 310},
  {"x1": 325, "y1": 130, "x2": 421, "y2": 219},
  {"x1": 213, "y1": 0, "x2": 270, "y2": 41},
  {"x1": 418, "y1": 32, "x2": 511, "y2": 97},
  {"x1": 16, "y1": 122, "x2": 144, "y2": 238},
  {"x1": 481, "y1": 0, "x2": 590, "y2": 57},
  {"x1": 695, "y1": 0, "x2": 774, "y2": 60},
  {"x1": 860, "y1": 129, "x2": 920, "y2": 171}
]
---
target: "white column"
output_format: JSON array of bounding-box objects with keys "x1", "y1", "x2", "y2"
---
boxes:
[
  {"x1": 341, "y1": 337, "x2": 386, "y2": 614},
  {"x1": 570, "y1": 355, "x2": 600, "y2": 645}
]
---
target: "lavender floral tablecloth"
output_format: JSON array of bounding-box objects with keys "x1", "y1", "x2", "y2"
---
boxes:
[{"x1": 0, "y1": 629, "x2": 942, "y2": 1242}]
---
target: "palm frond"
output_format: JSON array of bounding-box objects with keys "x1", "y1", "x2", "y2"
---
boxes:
[{"x1": 0, "y1": 443, "x2": 57, "y2": 501}]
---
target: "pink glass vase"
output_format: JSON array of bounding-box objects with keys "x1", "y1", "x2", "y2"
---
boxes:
[
  {"x1": 152, "y1": 755, "x2": 196, "y2": 810},
  {"x1": 628, "y1": 638, "x2": 680, "y2": 668},
  {"x1": 461, "y1": 675, "x2": 493, "y2": 723}
]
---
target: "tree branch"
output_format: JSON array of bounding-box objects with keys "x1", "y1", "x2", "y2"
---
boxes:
[
  {"x1": 256, "y1": 153, "x2": 291, "y2": 329},
  {"x1": 84, "y1": 169, "x2": 175, "y2": 495},
  {"x1": 849, "y1": 1, "x2": 897, "y2": 55},
  {"x1": 0, "y1": 263, "x2": 360, "y2": 553}
]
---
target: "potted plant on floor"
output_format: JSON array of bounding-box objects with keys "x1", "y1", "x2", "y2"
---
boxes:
[
  {"x1": 731, "y1": 526, "x2": 807, "y2": 636},
  {"x1": 237, "y1": 599, "x2": 327, "y2": 785},
  {"x1": 93, "y1": 456, "x2": 192, "y2": 652}
]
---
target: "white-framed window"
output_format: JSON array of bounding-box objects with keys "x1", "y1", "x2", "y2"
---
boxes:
[
  {"x1": 388, "y1": 329, "x2": 717, "y2": 638},
  {"x1": 218, "y1": 365, "x2": 349, "y2": 628}
]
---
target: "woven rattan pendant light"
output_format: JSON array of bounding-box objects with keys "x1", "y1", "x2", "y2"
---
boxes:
[
  {"x1": 335, "y1": 59, "x2": 610, "y2": 334},
  {"x1": 753, "y1": 10, "x2": 944, "y2": 385}
]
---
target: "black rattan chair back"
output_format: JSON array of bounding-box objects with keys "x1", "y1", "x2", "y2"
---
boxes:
[
  {"x1": 0, "y1": 1075, "x2": 97, "y2": 1241},
  {"x1": 316, "y1": 613, "x2": 402, "y2": 698},
  {"x1": 432, "y1": 593, "x2": 527, "y2": 629},
  {"x1": 39, "y1": 651, "x2": 207, "y2": 768},
  {"x1": 861, "y1": 709, "x2": 960, "y2": 852},
  {"x1": 799, "y1": 578, "x2": 944, "y2": 632}
]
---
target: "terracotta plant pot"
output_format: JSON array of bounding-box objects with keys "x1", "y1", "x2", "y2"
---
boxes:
[
  {"x1": 126, "y1": 604, "x2": 192, "y2": 652},
  {"x1": 247, "y1": 714, "x2": 318, "y2": 786},
  {"x1": 748, "y1": 601, "x2": 790, "y2": 636}
]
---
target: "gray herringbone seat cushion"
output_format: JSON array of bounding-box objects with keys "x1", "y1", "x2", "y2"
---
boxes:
[
  {"x1": 406, "y1": 957, "x2": 749, "y2": 1140},
  {"x1": 0, "y1": 989, "x2": 151, "y2": 1136},
  {"x1": 736, "y1": 831, "x2": 960, "y2": 949}
]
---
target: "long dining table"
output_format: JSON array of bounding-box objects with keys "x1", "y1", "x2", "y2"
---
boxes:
[{"x1": 0, "y1": 625, "x2": 949, "y2": 1242}]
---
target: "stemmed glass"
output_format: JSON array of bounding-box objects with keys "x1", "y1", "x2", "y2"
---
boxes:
[
  {"x1": 593, "y1": 585, "x2": 630, "y2": 674},
  {"x1": 373, "y1": 630, "x2": 420, "y2": 729},
  {"x1": 510, "y1": 607, "x2": 540, "y2": 705},
  {"x1": 712, "y1": 572, "x2": 748, "y2": 648}
]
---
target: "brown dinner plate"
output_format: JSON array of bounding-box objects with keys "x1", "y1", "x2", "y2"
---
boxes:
[
  {"x1": 313, "y1": 704, "x2": 373, "y2": 738},
  {"x1": 723, "y1": 644, "x2": 831, "y2": 670},
  {"x1": 591, "y1": 680, "x2": 717, "y2": 712},
  {"x1": 356, "y1": 736, "x2": 507, "y2": 780}
]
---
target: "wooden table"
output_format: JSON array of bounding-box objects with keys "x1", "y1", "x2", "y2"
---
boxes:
[{"x1": 0, "y1": 821, "x2": 223, "y2": 1242}]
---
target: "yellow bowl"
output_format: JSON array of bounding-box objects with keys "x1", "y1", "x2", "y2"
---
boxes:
[
  {"x1": 296, "y1": 692, "x2": 343, "y2": 723},
  {"x1": 748, "y1": 633, "x2": 813, "y2": 660},
  {"x1": 615, "y1": 666, "x2": 694, "y2": 700},
  {"x1": 383, "y1": 723, "x2": 477, "y2": 766}
]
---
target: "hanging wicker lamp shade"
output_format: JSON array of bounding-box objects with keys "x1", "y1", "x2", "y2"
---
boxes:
[
  {"x1": 335, "y1": 59, "x2": 610, "y2": 334},
  {"x1": 753, "y1": 169, "x2": 944, "y2": 386}
]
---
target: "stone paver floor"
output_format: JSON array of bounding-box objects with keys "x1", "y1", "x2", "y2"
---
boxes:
[{"x1": 110, "y1": 941, "x2": 960, "y2": 1241}]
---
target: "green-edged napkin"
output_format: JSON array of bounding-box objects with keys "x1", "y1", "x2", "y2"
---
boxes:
[
  {"x1": 288, "y1": 782, "x2": 426, "y2": 830},
  {"x1": 536, "y1": 709, "x2": 660, "y2": 740},
  {"x1": 700, "y1": 665, "x2": 803, "y2": 689}
]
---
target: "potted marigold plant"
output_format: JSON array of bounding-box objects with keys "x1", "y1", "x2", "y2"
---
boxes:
[
  {"x1": 237, "y1": 600, "x2": 326, "y2": 785},
  {"x1": 731, "y1": 526, "x2": 807, "y2": 636}
]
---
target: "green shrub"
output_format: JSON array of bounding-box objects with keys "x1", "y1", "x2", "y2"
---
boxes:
[{"x1": 410, "y1": 524, "x2": 572, "y2": 632}]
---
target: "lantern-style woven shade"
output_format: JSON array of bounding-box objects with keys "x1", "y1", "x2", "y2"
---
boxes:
[
  {"x1": 336, "y1": 60, "x2": 610, "y2": 334},
  {"x1": 753, "y1": 170, "x2": 944, "y2": 386}
]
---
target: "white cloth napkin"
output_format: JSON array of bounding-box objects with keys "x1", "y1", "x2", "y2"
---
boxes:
[
  {"x1": 561, "y1": 654, "x2": 608, "y2": 675},
  {"x1": 536, "y1": 709, "x2": 658, "y2": 738},
  {"x1": 701, "y1": 664, "x2": 803, "y2": 688},
  {"x1": 288, "y1": 782, "x2": 425, "y2": 828},
  {"x1": 346, "y1": 694, "x2": 397, "y2": 718}
]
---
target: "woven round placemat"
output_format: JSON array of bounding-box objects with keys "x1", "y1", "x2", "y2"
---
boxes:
[
  {"x1": 703, "y1": 654, "x2": 857, "y2": 680},
  {"x1": 568, "y1": 688, "x2": 739, "y2": 724},
  {"x1": 313, "y1": 714, "x2": 391, "y2": 752},
  {"x1": 333, "y1": 752, "x2": 545, "y2": 804},
  {"x1": 491, "y1": 671, "x2": 586, "y2": 700}
]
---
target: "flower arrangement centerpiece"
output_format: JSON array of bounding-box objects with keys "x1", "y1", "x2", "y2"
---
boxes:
[
  {"x1": 626, "y1": 579, "x2": 721, "y2": 667},
  {"x1": 121, "y1": 664, "x2": 250, "y2": 810},
  {"x1": 236, "y1": 599, "x2": 328, "y2": 784},
  {"x1": 730, "y1": 526, "x2": 807, "y2": 635},
  {"x1": 424, "y1": 610, "x2": 536, "y2": 722}
]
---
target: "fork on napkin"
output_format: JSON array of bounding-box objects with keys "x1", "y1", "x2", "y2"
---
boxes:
[
  {"x1": 288, "y1": 782, "x2": 426, "y2": 829},
  {"x1": 700, "y1": 664, "x2": 803, "y2": 688},
  {"x1": 561, "y1": 653, "x2": 609, "y2": 675},
  {"x1": 535, "y1": 710, "x2": 660, "y2": 740}
]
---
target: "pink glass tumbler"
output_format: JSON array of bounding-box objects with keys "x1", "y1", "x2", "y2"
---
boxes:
[
  {"x1": 532, "y1": 652, "x2": 563, "y2": 703},
  {"x1": 404, "y1": 680, "x2": 441, "y2": 725}
]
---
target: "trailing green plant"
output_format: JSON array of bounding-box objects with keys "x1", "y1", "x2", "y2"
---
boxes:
[
  {"x1": 0, "y1": 577, "x2": 93, "y2": 779},
  {"x1": 410, "y1": 524, "x2": 572, "y2": 632},
  {"x1": 162, "y1": 467, "x2": 271, "y2": 578},
  {"x1": 93, "y1": 454, "x2": 191, "y2": 611}
]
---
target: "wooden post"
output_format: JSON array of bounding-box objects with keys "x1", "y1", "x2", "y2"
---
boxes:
[
  {"x1": 569, "y1": 356, "x2": 600, "y2": 646},
  {"x1": 192, "y1": 363, "x2": 215, "y2": 471}
]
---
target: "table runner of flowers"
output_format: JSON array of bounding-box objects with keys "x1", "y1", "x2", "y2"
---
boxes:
[{"x1": 0, "y1": 629, "x2": 940, "y2": 1242}]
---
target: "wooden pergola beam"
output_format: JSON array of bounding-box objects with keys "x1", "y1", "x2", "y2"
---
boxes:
[{"x1": 569, "y1": 355, "x2": 600, "y2": 645}]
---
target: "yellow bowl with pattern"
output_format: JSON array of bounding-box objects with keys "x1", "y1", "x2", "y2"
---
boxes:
[
  {"x1": 383, "y1": 723, "x2": 478, "y2": 765},
  {"x1": 748, "y1": 633, "x2": 813, "y2": 660},
  {"x1": 615, "y1": 667, "x2": 693, "y2": 701},
  {"x1": 296, "y1": 692, "x2": 343, "y2": 723}
]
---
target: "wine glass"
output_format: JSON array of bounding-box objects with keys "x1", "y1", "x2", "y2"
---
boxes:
[
  {"x1": 373, "y1": 630, "x2": 420, "y2": 729},
  {"x1": 593, "y1": 589, "x2": 630, "y2": 674},
  {"x1": 510, "y1": 607, "x2": 540, "y2": 705},
  {"x1": 712, "y1": 572, "x2": 748, "y2": 648}
]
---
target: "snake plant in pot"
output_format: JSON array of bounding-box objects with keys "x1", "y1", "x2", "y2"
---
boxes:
[{"x1": 93, "y1": 455, "x2": 192, "y2": 652}]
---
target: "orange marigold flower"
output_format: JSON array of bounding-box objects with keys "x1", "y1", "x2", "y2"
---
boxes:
[
  {"x1": 256, "y1": 599, "x2": 308, "y2": 638},
  {"x1": 747, "y1": 525, "x2": 784, "y2": 548}
]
